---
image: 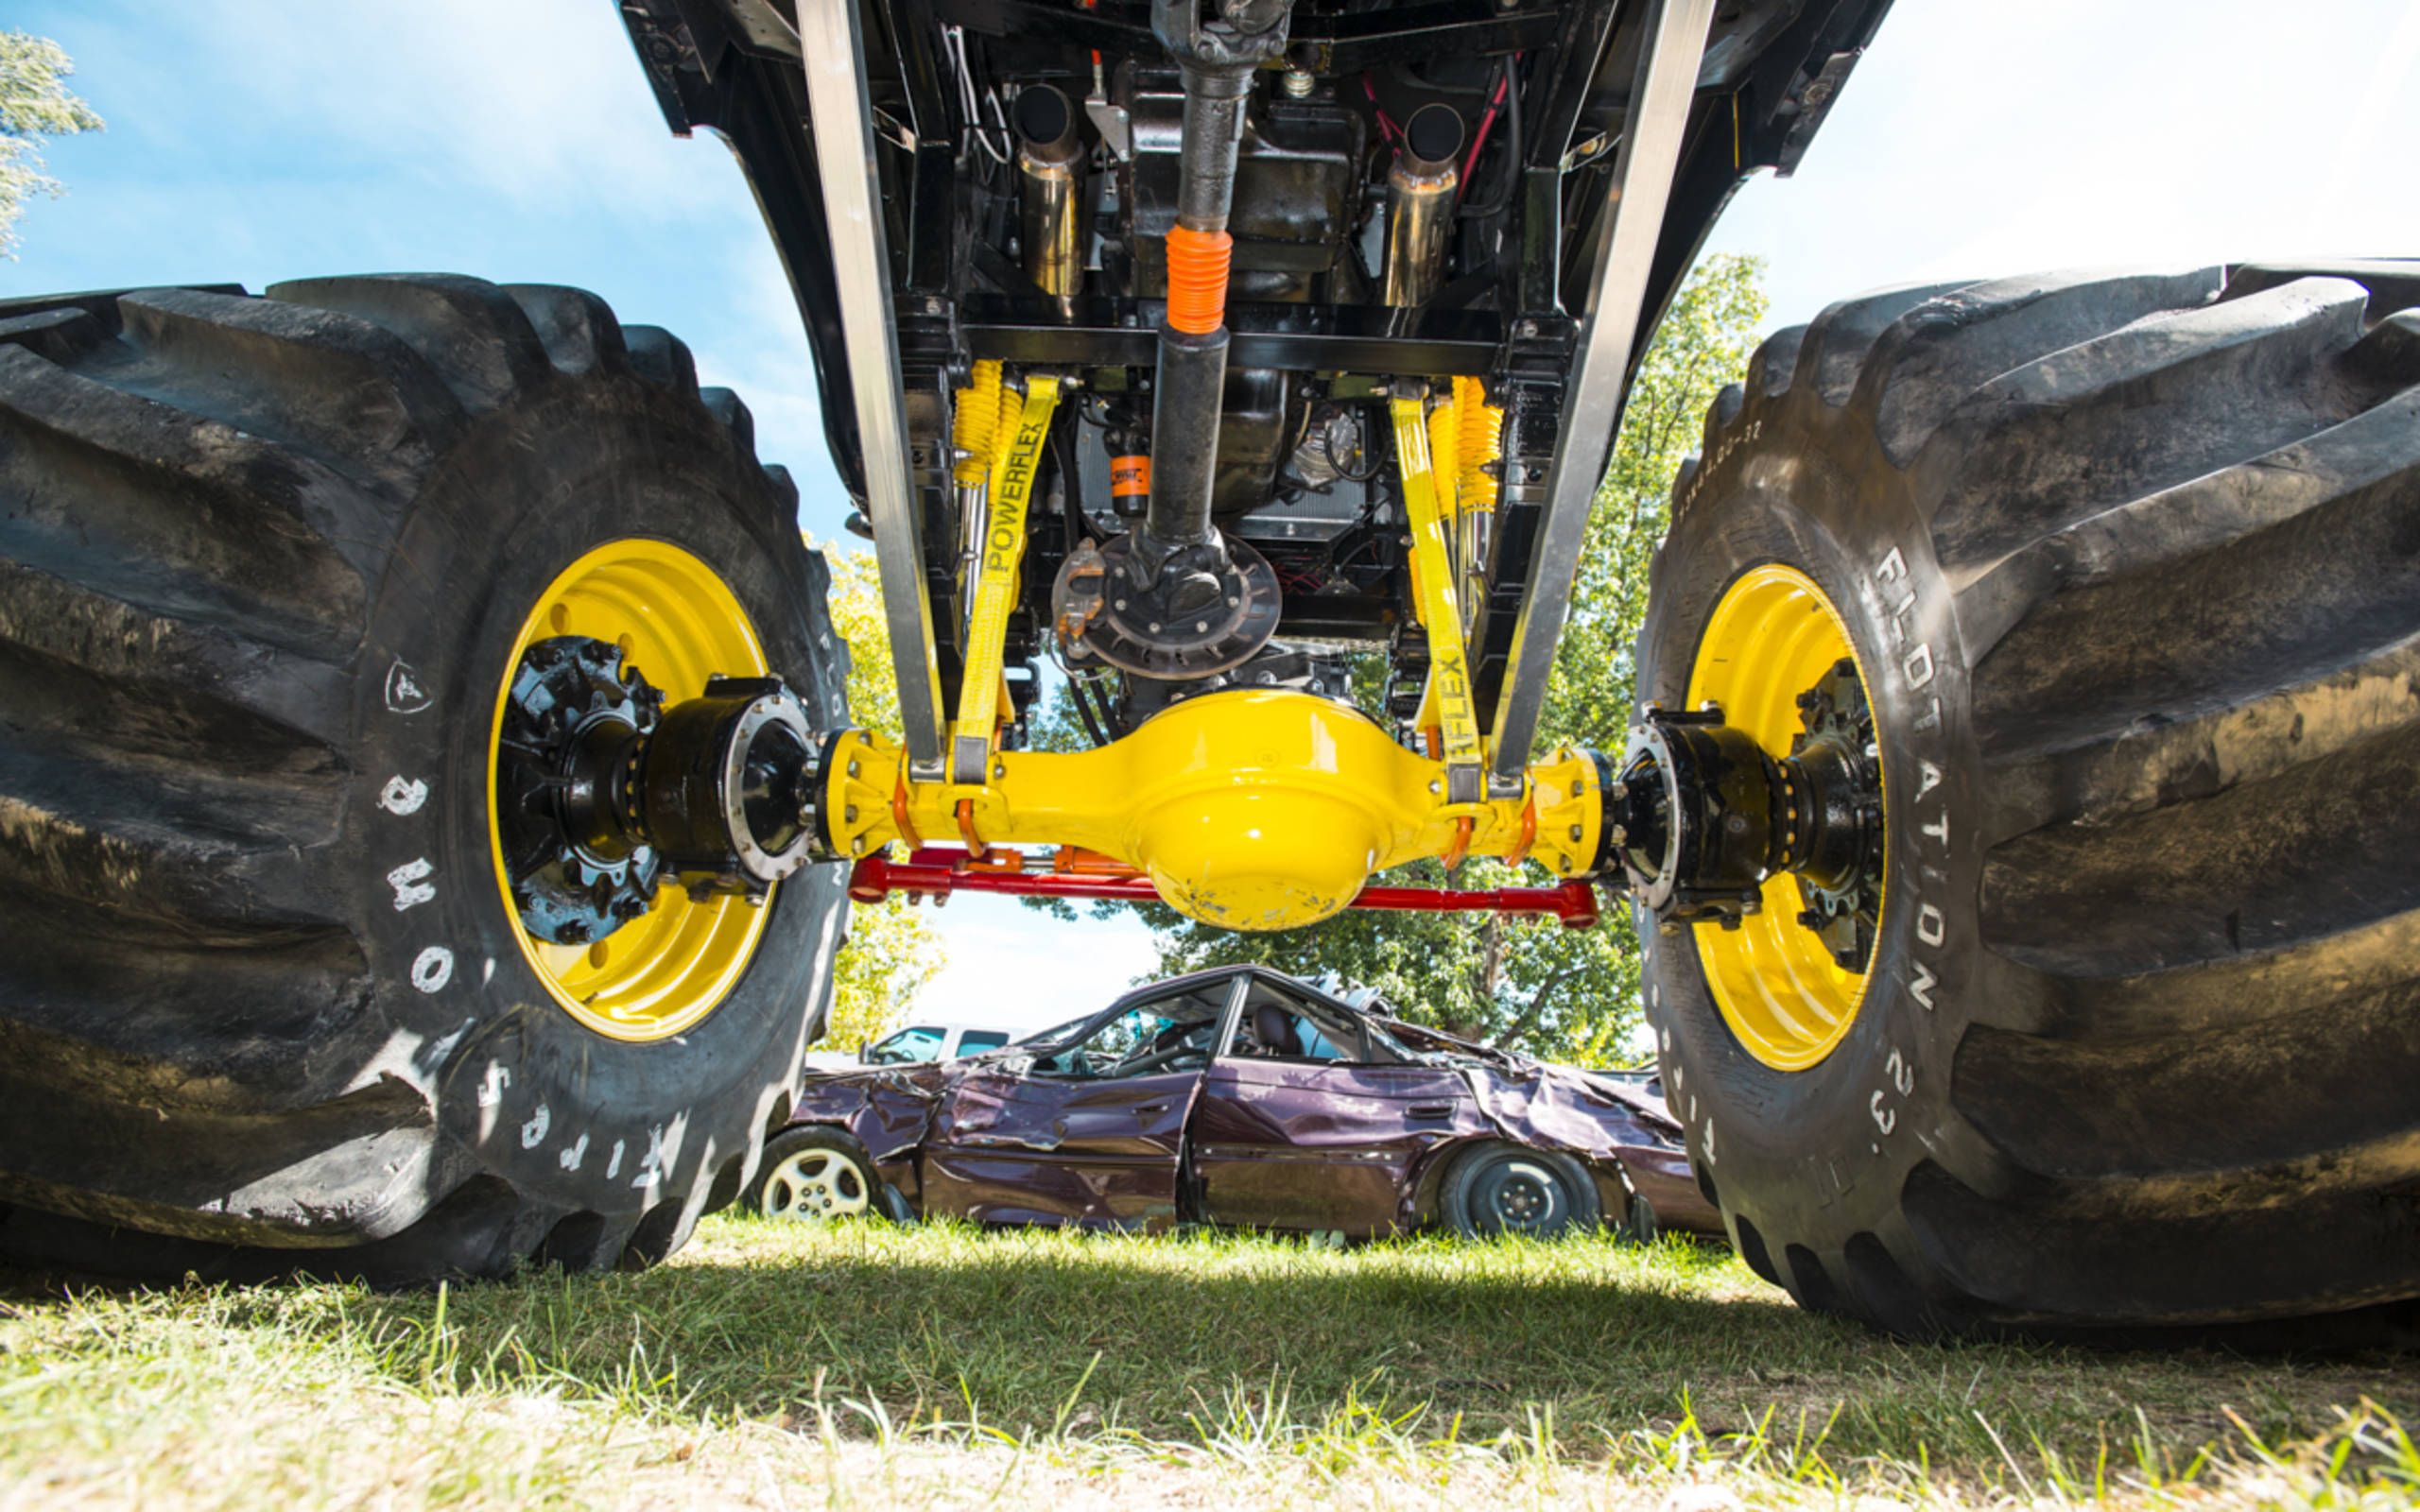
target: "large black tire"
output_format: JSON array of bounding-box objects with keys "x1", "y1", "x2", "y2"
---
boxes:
[
  {"x1": 1639, "y1": 263, "x2": 2420, "y2": 1338},
  {"x1": 0, "y1": 275, "x2": 849, "y2": 1283}
]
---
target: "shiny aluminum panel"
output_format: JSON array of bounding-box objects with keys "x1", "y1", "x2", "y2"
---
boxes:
[
  {"x1": 798, "y1": 0, "x2": 946, "y2": 769},
  {"x1": 1486, "y1": 0, "x2": 1718, "y2": 784}
]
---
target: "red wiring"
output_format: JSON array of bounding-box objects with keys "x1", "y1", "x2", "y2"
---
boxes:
[
  {"x1": 1360, "y1": 75, "x2": 1401, "y2": 147},
  {"x1": 1369, "y1": 59, "x2": 1519, "y2": 180},
  {"x1": 1462, "y1": 60, "x2": 1512, "y2": 181}
]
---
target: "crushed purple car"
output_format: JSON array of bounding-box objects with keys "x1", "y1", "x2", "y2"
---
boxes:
[{"x1": 745, "y1": 966, "x2": 1720, "y2": 1242}]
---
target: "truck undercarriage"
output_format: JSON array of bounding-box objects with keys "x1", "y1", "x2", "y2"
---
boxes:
[
  {"x1": 1, "y1": 0, "x2": 2412, "y2": 1342},
  {"x1": 617, "y1": 0, "x2": 1889, "y2": 929}
]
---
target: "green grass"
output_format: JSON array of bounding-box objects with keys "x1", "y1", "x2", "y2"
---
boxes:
[{"x1": 3, "y1": 1215, "x2": 2416, "y2": 1508}]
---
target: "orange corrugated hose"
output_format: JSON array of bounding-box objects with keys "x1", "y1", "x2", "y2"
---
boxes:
[
  {"x1": 1453, "y1": 375, "x2": 1501, "y2": 511},
  {"x1": 952, "y1": 359, "x2": 1004, "y2": 486},
  {"x1": 1165, "y1": 224, "x2": 1234, "y2": 335}
]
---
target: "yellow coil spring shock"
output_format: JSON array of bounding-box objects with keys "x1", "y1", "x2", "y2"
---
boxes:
[
  {"x1": 1452, "y1": 375, "x2": 1501, "y2": 513},
  {"x1": 952, "y1": 359, "x2": 1005, "y2": 485}
]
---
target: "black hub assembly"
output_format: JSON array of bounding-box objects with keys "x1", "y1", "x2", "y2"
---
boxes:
[
  {"x1": 1605, "y1": 660, "x2": 1883, "y2": 969},
  {"x1": 1052, "y1": 531, "x2": 1284, "y2": 678},
  {"x1": 495, "y1": 636, "x2": 827, "y2": 945}
]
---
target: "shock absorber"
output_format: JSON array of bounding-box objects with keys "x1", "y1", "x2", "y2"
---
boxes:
[
  {"x1": 1050, "y1": 0, "x2": 1293, "y2": 681},
  {"x1": 952, "y1": 359, "x2": 1006, "y2": 605},
  {"x1": 1452, "y1": 373, "x2": 1501, "y2": 620}
]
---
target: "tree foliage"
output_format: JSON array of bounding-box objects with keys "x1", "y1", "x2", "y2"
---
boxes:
[
  {"x1": 1153, "y1": 255, "x2": 1770, "y2": 1065},
  {"x1": 820, "y1": 546, "x2": 946, "y2": 1050},
  {"x1": 0, "y1": 32, "x2": 103, "y2": 259}
]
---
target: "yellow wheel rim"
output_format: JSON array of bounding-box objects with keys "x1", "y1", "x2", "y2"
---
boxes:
[
  {"x1": 488, "y1": 539, "x2": 772, "y2": 1042},
  {"x1": 1685, "y1": 563, "x2": 1885, "y2": 1072}
]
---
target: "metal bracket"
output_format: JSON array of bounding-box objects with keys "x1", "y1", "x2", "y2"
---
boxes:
[
  {"x1": 1389, "y1": 396, "x2": 1483, "y2": 805},
  {"x1": 799, "y1": 0, "x2": 948, "y2": 773},
  {"x1": 950, "y1": 374, "x2": 1061, "y2": 784},
  {"x1": 1486, "y1": 0, "x2": 1717, "y2": 784}
]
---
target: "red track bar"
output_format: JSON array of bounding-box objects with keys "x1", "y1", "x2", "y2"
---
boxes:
[{"x1": 847, "y1": 848, "x2": 1600, "y2": 927}]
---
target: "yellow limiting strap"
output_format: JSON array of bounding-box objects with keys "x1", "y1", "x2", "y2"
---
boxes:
[
  {"x1": 1426, "y1": 398, "x2": 1461, "y2": 526},
  {"x1": 951, "y1": 374, "x2": 1061, "y2": 784},
  {"x1": 1388, "y1": 395, "x2": 1483, "y2": 794}
]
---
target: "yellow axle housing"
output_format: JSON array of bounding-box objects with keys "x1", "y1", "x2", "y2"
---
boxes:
[{"x1": 823, "y1": 690, "x2": 1604, "y2": 932}]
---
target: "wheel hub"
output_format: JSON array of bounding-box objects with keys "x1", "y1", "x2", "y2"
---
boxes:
[
  {"x1": 495, "y1": 636, "x2": 827, "y2": 948},
  {"x1": 1608, "y1": 562, "x2": 1890, "y2": 1071},
  {"x1": 1497, "y1": 1177, "x2": 1545, "y2": 1223},
  {"x1": 1611, "y1": 664, "x2": 1881, "y2": 967}
]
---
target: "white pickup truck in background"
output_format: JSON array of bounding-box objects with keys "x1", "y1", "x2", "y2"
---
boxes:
[{"x1": 799, "y1": 1022, "x2": 1024, "y2": 1074}]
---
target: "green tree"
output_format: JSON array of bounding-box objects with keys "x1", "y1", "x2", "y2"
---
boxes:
[
  {"x1": 1, "y1": 31, "x2": 103, "y2": 259},
  {"x1": 820, "y1": 546, "x2": 946, "y2": 1050},
  {"x1": 1151, "y1": 254, "x2": 1770, "y2": 1064}
]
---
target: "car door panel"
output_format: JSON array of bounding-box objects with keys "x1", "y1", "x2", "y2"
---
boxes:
[
  {"x1": 924, "y1": 1068, "x2": 1201, "y2": 1230},
  {"x1": 1191, "y1": 1060, "x2": 1487, "y2": 1236}
]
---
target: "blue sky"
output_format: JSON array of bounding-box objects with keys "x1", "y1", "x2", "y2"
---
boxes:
[{"x1": 10, "y1": 0, "x2": 2418, "y2": 1032}]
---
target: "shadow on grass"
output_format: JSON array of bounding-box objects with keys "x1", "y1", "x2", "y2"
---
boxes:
[{"x1": 193, "y1": 1217, "x2": 2420, "y2": 1473}]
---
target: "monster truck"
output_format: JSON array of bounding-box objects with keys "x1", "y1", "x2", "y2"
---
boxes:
[{"x1": 1, "y1": 0, "x2": 2412, "y2": 1338}]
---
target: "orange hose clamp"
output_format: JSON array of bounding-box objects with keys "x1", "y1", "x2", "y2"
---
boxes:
[
  {"x1": 1111, "y1": 455, "x2": 1152, "y2": 500},
  {"x1": 1165, "y1": 224, "x2": 1234, "y2": 335}
]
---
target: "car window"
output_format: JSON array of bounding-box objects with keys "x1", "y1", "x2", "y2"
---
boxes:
[
  {"x1": 865, "y1": 1025, "x2": 944, "y2": 1065},
  {"x1": 957, "y1": 1030, "x2": 1010, "y2": 1055},
  {"x1": 1020, "y1": 1014, "x2": 1093, "y2": 1047},
  {"x1": 1028, "y1": 981, "x2": 1232, "y2": 1080},
  {"x1": 1229, "y1": 980, "x2": 1393, "y2": 1064}
]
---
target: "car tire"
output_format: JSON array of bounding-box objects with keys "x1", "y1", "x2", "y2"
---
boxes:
[
  {"x1": 1439, "y1": 1143, "x2": 1599, "y2": 1240},
  {"x1": 1622, "y1": 1194, "x2": 1662, "y2": 1246},
  {"x1": 749, "y1": 1128, "x2": 883, "y2": 1224},
  {"x1": 0, "y1": 276, "x2": 849, "y2": 1283},
  {"x1": 1638, "y1": 263, "x2": 2420, "y2": 1338}
]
